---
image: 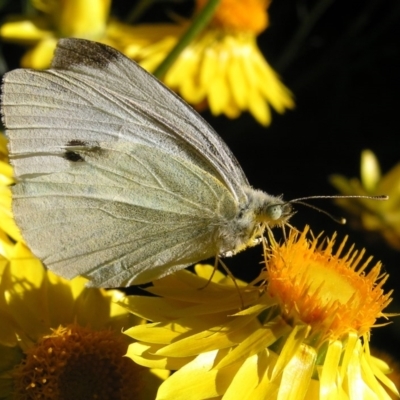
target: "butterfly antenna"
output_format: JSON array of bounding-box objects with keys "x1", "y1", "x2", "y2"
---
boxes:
[
  {"x1": 290, "y1": 200, "x2": 346, "y2": 224},
  {"x1": 287, "y1": 194, "x2": 388, "y2": 224},
  {"x1": 290, "y1": 194, "x2": 388, "y2": 202}
]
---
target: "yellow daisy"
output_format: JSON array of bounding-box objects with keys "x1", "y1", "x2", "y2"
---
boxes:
[
  {"x1": 123, "y1": 227, "x2": 398, "y2": 399},
  {"x1": 0, "y1": 0, "x2": 134, "y2": 69},
  {"x1": 0, "y1": 134, "x2": 167, "y2": 399},
  {"x1": 0, "y1": 237, "x2": 151, "y2": 399},
  {"x1": 118, "y1": 0, "x2": 294, "y2": 126},
  {"x1": 331, "y1": 149, "x2": 400, "y2": 250}
]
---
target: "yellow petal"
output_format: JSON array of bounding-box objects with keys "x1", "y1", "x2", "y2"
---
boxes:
[
  {"x1": 157, "y1": 316, "x2": 259, "y2": 358},
  {"x1": 272, "y1": 325, "x2": 311, "y2": 380},
  {"x1": 208, "y1": 61, "x2": 230, "y2": 115},
  {"x1": 0, "y1": 268, "x2": 20, "y2": 346},
  {"x1": 253, "y1": 51, "x2": 295, "y2": 112},
  {"x1": 278, "y1": 344, "x2": 317, "y2": 400},
  {"x1": 360, "y1": 344, "x2": 399, "y2": 399},
  {"x1": 0, "y1": 190, "x2": 23, "y2": 243},
  {"x1": 319, "y1": 340, "x2": 343, "y2": 399},
  {"x1": 0, "y1": 161, "x2": 13, "y2": 184},
  {"x1": 217, "y1": 316, "x2": 290, "y2": 369},
  {"x1": 57, "y1": 0, "x2": 110, "y2": 38},
  {"x1": 179, "y1": 71, "x2": 207, "y2": 104},
  {"x1": 248, "y1": 86, "x2": 272, "y2": 126},
  {"x1": 361, "y1": 149, "x2": 381, "y2": 192},
  {"x1": 0, "y1": 17, "x2": 52, "y2": 43},
  {"x1": 21, "y1": 37, "x2": 58, "y2": 69},
  {"x1": 156, "y1": 350, "x2": 237, "y2": 400},
  {"x1": 227, "y1": 49, "x2": 249, "y2": 109},
  {"x1": 223, "y1": 353, "x2": 263, "y2": 400},
  {"x1": 71, "y1": 281, "x2": 114, "y2": 329},
  {"x1": 165, "y1": 49, "x2": 196, "y2": 87},
  {"x1": 127, "y1": 341, "x2": 192, "y2": 370}
]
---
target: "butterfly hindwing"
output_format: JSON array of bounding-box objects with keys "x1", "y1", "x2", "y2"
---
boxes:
[{"x1": 11, "y1": 142, "x2": 238, "y2": 286}]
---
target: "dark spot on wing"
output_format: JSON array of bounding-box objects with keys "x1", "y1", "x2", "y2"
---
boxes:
[
  {"x1": 67, "y1": 139, "x2": 88, "y2": 147},
  {"x1": 52, "y1": 38, "x2": 120, "y2": 70},
  {"x1": 64, "y1": 139, "x2": 105, "y2": 162},
  {"x1": 65, "y1": 151, "x2": 84, "y2": 162},
  {"x1": 64, "y1": 139, "x2": 88, "y2": 162}
]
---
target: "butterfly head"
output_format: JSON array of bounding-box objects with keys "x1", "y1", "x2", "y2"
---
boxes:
[
  {"x1": 245, "y1": 189, "x2": 294, "y2": 227},
  {"x1": 263, "y1": 202, "x2": 293, "y2": 225}
]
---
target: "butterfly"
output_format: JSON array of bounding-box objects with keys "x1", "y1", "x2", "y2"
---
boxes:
[{"x1": 1, "y1": 38, "x2": 292, "y2": 287}]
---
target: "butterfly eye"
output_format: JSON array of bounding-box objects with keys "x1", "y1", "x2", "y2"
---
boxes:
[{"x1": 267, "y1": 204, "x2": 283, "y2": 221}]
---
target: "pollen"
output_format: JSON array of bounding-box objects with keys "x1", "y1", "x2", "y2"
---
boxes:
[
  {"x1": 12, "y1": 324, "x2": 144, "y2": 400},
  {"x1": 265, "y1": 227, "x2": 393, "y2": 343}
]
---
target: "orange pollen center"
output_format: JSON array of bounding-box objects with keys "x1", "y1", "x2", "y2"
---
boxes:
[
  {"x1": 12, "y1": 324, "x2": 144, "y2": 400},
  {"x1": 265, "y1": 228, "x2": 392, "y2": 341},
  {"x1": 196, "y1": 0, "x2": 271, "y2": 34}
]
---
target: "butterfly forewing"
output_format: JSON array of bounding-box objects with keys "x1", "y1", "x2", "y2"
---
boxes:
[{"x1": 3, "y1": 39, "x2": 248, "y2": 199}]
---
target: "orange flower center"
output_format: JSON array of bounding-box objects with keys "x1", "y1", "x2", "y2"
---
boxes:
[
  {"x1": 265, "y1": 227, "x2": 392, "y2": 342},
  {"x1": 196, "y1": 0, "x2": 270, "y2": 34}
]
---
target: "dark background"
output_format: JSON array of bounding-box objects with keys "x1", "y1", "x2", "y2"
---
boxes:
[{"x1": 1, "y1": 0, "x2": 399, "y2": 362}]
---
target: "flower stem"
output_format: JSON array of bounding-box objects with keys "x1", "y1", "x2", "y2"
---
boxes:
[{"x1": 153, "y1": 0, "x2": 220, "y2": 79}]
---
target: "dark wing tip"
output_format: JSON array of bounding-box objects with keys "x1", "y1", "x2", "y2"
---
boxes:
[{"x1": 52, "y1": 38, "x2": 121, "y2": 70}]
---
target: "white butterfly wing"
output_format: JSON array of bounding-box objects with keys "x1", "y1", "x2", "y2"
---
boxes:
[
  {"x1": 1, "y1": 39, "x2": 248, "y2": 287},
  {"x1": 4, "y1": 38, "x2": 249, "y2": 199}
]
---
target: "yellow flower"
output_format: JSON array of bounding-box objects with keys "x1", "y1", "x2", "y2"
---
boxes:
[
  {"x1": 117, "y1": 0, "x2": 294, "y2": 126},
  {"x1": 0, "y1": 134, "x2": 22, "y2": 242},
  {"x1": 1, "y1": 0, "x2": 293, "y2": 125},
  {"x1": 331, "y1": 149, "x2": 400, "y2": 250},
  {"x1": 123, "y1": 227, "x2": 398, "y2": 399},
  {"x1": 0, "y1": 239, "x2": 147, "y2": 399},
  {"x1": 0, "y1": 134, "x2": 167, "y2": 399},
  {"x1": 0, "y1": 0, "x2": 134, "y2": 69}
]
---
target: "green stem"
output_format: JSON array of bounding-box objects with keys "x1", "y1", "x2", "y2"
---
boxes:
[{"x1": 153, "y1": 0, "x2": 220, "y2": 79}]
